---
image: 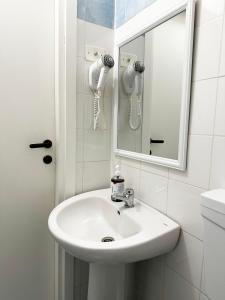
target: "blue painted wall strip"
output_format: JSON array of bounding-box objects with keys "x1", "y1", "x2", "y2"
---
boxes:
[
  {"x1": 115, "y1": 0, "x2": 157, "y2": 28},
  {"x1": 77, "y1": 0, "x2": 157, "y2": 29},
  {"x1": 77, "y1": 0, "x2": 114, "y2": 28}
]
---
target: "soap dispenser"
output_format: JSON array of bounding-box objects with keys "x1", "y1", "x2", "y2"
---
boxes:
[{"x1": 111, "y1": 165, "x2": 125, "y2": 201}]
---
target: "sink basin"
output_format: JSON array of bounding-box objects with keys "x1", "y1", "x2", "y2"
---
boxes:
[{"x1": 48, "y1": 188, "x2": 180, "y2": 264}]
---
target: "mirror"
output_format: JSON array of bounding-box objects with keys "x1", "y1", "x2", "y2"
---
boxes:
[{"x1": 114, "y1": 2, "x2": 195, "y2": 170}]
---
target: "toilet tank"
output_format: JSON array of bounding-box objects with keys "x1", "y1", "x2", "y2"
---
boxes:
[{"x1": 201, "y1": 189, "x2": 225, "y2": 300}]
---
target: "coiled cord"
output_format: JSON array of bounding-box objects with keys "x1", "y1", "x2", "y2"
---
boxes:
[
  {"x1": 129, "y1": 95, "x2": 142, "y2": 130},
  {"x1": 93, "y1": 91, "x2": 101, "y2": 130}
]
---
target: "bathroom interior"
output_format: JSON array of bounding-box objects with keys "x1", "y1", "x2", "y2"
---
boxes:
[{"x1": 1, "y1": 0, "x2": 225, "y2": 299}]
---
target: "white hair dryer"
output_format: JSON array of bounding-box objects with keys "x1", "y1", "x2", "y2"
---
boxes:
[
  {"x1": 89, "y1": 54, "x2": 114, "y2": 92},
  {"x1": 89, "y1": 54, "x2": 114, "y2": 130},
  {"x1": 122, "y1": 61, "x2": 145, "y2": 130},
  {"x1": 123, "y1": 61, "x2": 145, "y2": 96}
]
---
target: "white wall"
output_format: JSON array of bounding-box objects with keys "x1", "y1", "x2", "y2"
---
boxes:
[
  {"x1": 76, "y1": 19, "x2": 114, "y2": 195},
  {"x1": 112, "y1": 0, "x2": 225, "y2": 299},
  {"x1": 74, "y1": 19, "x2": 114, "y2": 299}
]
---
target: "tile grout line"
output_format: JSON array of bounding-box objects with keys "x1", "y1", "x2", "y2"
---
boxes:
[
  {"x1": 208, "y1": 11, "x2": 225, "y2": 190},
  {"x1": 166, "y1": 264, "x2": 203, "y2": 295},
  {"x1": 121, "y1": 157, "x2": 211, "y2": 191}
]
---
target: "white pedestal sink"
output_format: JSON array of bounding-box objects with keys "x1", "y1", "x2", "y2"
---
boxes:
[{"x1": 48, "y1": 189, "x2": 180, "y2": 300}]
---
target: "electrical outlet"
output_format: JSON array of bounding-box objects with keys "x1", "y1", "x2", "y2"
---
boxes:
[
  {"x1": 85, "y1": 45, "x2": 106, "y2": 62},
  {"x1": 120, "y1": 52, "x2": 137, "y2": 67}
]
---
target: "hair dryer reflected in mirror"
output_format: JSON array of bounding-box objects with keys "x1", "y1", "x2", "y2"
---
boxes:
[
  {"x1": 89, "y1": 54, "x2": 115, "y2": 130},
  {"x1": 122, "y1": 61, "x2": 145, "y2": 130}
]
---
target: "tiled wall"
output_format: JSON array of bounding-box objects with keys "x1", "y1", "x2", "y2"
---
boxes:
[
  {"x1": 75, "y1": 1, "x2": 225, "y2": 299},
  {"x1": 113, "y1": 0, "x2": 225, "y2": 299},
  {"x1": 74, "y1": 18, "x2": 114, "y2": 299},
  {"x1": 76, "y1": 19, "x2": 114, "y2": 195},
  {"x1": 115, "y1": 0, "x2": 158, "y2": 27},
  {"x1": 77, "y1": 0, "x2": 114, "y2": 28}
]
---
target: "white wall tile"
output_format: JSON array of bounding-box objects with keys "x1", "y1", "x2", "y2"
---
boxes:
[
  {"x1": 102, "y1": 95, "x2": 113, "y2": 130},
  {"x1": 120, "y1": 157, "x2": 141, "y2": 169},
  {"x1": 76, "y1": 163, "x2": 83, "y2": 195},
  {"x1": 193, "y1": 17, "x2": 223, "y2": 81},
  {"x1": 190, "y1": 79, "x2": 217, "y2": 135},
  {"x1": 219, "y1": 14, "x2": 225, "y2": 75},
  {"x1": 166, "y1": 231, "x2": 203, "y2": 289},
  {"x1": 111, "y1": 155, "x2": 121, "y2": 172},
  {"x1": 167, "y1": 180, "x2": 204, "y2": 240},
  {"x1": 135, "y1": 257, "x2": 164, "y2": 300},
  {"x1": 85, "y1": 22, "x2": 114, "y2": 54},
  {"x1": 139, "y1": 170, "x2": 168, "y2": 213},
  {"x1": 141, "y1": 161, "x2": 169, "y2": 178},
  {"x1": 83, "y1": 129, "x2": 110, "y2": 162},
  {"x1": 210, "y1": 136, "x2": 225, "y2": 188},
  {"x1": 201, "y1": 258, "x2": 207, "y2": 295},
  {"x1": 169, "y1": 135, "x2": 212, "y2": 189},
  {"x1": 163, "y1": 267, "x2": 200, "y2": 300},
  {"x1": 83, "y1": 161, "x2": 110, "y2": 192},
  {"x1": 120, "y1": 163, "x2": 140, "y2": 194},
  {"x1": 195, "y1": 0, "x2": 224, "y2": 26},
  {"x1": 214, "y1": 77, "x2": 225, "y2": 135}
]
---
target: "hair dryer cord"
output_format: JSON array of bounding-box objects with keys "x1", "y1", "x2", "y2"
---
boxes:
[
  {"x1": 93, "y1": 91, "x2": 101, "y2": 130},
  {"x1": 129, "y1": 95, "x2": 142, "y2": 130}
]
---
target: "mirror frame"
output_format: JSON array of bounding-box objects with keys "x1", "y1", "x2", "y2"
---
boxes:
[{"x1": 113, "y1": 0, "x2": 195, "y2": 170}]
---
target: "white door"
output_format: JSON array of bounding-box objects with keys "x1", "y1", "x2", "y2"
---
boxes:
[{"x1": 0, "y1": 1, "x2": 56, "y2": 300}]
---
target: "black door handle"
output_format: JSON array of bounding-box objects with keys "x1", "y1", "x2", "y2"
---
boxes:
[
  {"x1": 29, "y1": 139, "x2": 52, "y2": 149},
  {"x1": 150, "y1": 138, "x2": 164, "y2": 144}
]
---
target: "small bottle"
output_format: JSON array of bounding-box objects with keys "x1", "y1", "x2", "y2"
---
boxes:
[{"x1": 111, "y1": 165, "x2": 125, "y2": 201}]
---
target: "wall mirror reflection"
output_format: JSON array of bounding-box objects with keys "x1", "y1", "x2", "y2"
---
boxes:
[{"x1": 115, "y1": 8, "x2": 194, "y2": 170}]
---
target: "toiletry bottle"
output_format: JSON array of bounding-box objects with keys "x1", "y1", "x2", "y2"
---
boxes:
[{"x1": 111, "y1": 165, "x2": 125, "y2": 201}]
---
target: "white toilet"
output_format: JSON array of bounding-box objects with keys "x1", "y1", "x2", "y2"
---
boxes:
[{"x1": 201, "y1": 189, "x2": 225, "y2": 300}]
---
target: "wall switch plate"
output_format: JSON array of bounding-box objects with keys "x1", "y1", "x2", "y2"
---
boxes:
[
  {"x1": 120, "y1": 52, "x2": 137, "y2": 67},
  {"x1": 85, "y1": 45, "x2": 106, "y2": 62}
]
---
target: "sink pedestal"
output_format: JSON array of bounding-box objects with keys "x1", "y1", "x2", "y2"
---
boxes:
[{"x1": 87, "y1": 263, "x2": 126, "y2": 300}]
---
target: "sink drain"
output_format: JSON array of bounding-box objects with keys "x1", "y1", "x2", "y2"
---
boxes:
[{"x1": 101, "y1": 236, "x2": 115, "y2": 242}]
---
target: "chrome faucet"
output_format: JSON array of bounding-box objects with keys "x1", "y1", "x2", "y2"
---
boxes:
[{"x1": 112, "y1": 188, "x2": 135, "y2": 208}]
